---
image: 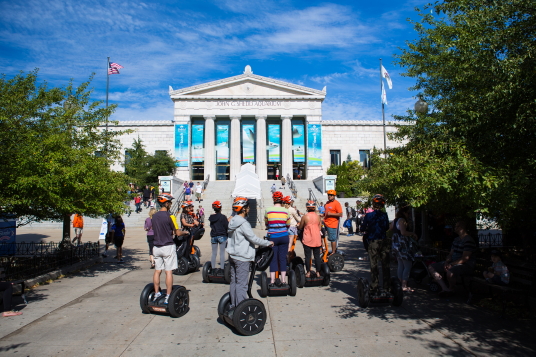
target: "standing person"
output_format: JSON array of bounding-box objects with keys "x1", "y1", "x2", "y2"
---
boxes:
[
  {"x1": 102, "y1": 213, "x2": 115, "y2": 258},
  {"x1": 483, "y1": 250, "x2": 509, "y2": 286},
  {"x1": 355, "y1": 200, "x2": 364, "y2": 228},
  {"x1": 271, "y1": 183, "x2": 277, "y2": 194},
  {"x1": 134, "y1": 194, "x2": 142, "y2": 213},
  {"x1": 72, "y1": 213, "x2": 84, "y2": 245},
  {"x1": 198, "y1": 205, "x2": 205, "y2": 225},
  {"x1": 111, "y1": 216, "x2": 126, "y2": 263},
  {"x1": 145, "y1": 208, "x2": 157, "y2": 269},
  {"x1": 188, "y1": 180, "x2": 194, "y2": 192},
  {"x1": 280, "y1": 175, "x2": 286, "y2": 189},
  {"x1": 360, "y1": 194, "x2": 390, "y2": 293},
  {"x1": 298, "y1": 201, "x2": 322, "y2": 278},
  {"x1": 390, "y1": 206, "x2": 418, "y2": 292},
  {"x1": 143, "y1": 185, "x2": 152, "y2": 208},
  {"x1": 209, "y1": 201, "x2": 228, "y2": 273},
  {"x1": 284, "y1": 196, "x2": 301, "y2": 250},
  {"x1": 323, "y1": 190, "x2": 343, "y2": 255},
  {"x1": 227, "y1": 197, "x2": 273, "y2": 309},
  {"x1": 185, "y1": 185, "x2": 191, "y2": 201},
  {"x1": 0, "y1": 281, "x2": 23, "y2": 317},
  {"x1": 318, "y1": 202, "x2": 325, "y2": 215},
  {"x1": 344, "y1": 202, "x2": 354, "y2": 237},
  {"x1": 264, "y1": 191, "x2": 290, "y2": 286},
  {"x1": 195, "y1": 182, "x2": 203, "y2": 202},
  {"x1": 275, "y1": 168, "x2": 279, "y2": 180},
  {"x1": 152, "y1": 194, "x2": 188, "y2": 304}
]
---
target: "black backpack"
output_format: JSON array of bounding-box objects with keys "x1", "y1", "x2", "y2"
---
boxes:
[{"x1": 351, "y1": 207, "x2": 357, "y2": 218}]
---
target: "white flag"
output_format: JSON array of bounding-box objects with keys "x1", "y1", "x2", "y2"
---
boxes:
[
  {"x1": 381, "y1": 65, "x2": 392, "y2": 89},
  {"x1": 381, "y1": 81, "x2": 388, "y2": 105}
]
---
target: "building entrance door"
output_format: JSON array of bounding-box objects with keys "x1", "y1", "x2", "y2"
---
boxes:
[
  {"x1": 292, "y1": 164, "x2": 306, "y2": 180},
  {"x1": 192, "y1": 163, "x2": 204, "y2": 181},
  {"x1": 267, "y1": 164, "x2": 279, "y2": 180},
  {"x1": 216, "y1": 164, "x2": 230, "y2": 180}
]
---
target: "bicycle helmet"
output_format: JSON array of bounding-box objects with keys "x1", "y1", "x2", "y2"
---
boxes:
[
  {"x1": 306, "y1": 200, "x2": 316, "y2": 211},
  {"x1": 157, "y1": 193, "x2": 174, "y2": 203},
  {"x1": 272, "y1": 191, "x2": 284, "y2": 203},
  {"x1": 181, "y1": 200, "x2": 194, "y2": 208},
  {"x1": 232, "y1": 197, "x2": 249, "y2": 212},
  {"x1": 372, "y1": 194, "x2": 386, "y2": 205},
  {"x1": 327, "y1": 190, "x2": 337, "y2": 196},
  {"x1": 282, "y1": 196, "x2": 292, "y2": 205},
  {"x1": 212, "y1": 200, "x2": 222, "y2": 209}
]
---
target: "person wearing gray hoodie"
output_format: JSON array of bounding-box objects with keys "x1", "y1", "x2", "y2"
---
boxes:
[{"x1": 227, "y1": 197, "x2": 273, "y2": 309}]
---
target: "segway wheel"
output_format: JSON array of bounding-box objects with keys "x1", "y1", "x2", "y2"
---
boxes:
[
  {"x1": 202, "y1": 262, "x2": 212, "y2": 283},
  {"x1": 168, "y1": 286, "x2": 189, "y2": 318},
  {"x1": 218, "y1": 292, "x2": 231, "y2": 322},
  {"x1": 140, "y1": 283, "x2": 154, "y2": 313},
  {"x1": 224, "y1": 263, "x2": 231, "y2": 284},
  {"x1": 233, "y1": 299, "x2": 266, "y2": 336},
  {"x1": 289, "y1": 270, "x2": 297, "y2": 296},
  {"x1": 391, "y1": 277, "x2": 404, "y2": 307},
  {"x1": 357, "y1": 278, "x2": 370, "y2": 308},
  {"x1": 260, "y1": 271, "x2": 268, "y2": 298},
  {"x1": 295, "y1": 264, "x2": 305, "y2": 288},
  {"x1": 191, "y1": 254, "x2": 201, "y2": 272},
  {"x1": 321, "y1": 263, "x2": 331, "y2": 286},
  {"x1": 429, "y1": 281, "x2": 441, "y2": 293},
  {"x1": 328, "y1": 253, "x2": 345, "y2": 272},
  {"x1": 176, "y1": 257, "x2": 190, "y2": 275},
  {"x1": 193, "y1": 245, "x2": 201, "y2": 258}
]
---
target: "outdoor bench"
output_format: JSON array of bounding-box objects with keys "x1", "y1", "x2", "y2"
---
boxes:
[{"x1": 0, "y1": 266, "x2": 27, "y2": 306}]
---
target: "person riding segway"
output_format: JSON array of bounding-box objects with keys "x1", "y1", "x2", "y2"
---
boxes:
[
  {"x1": 357, "y1": 194, "x2": 403, "y2": 308},
  {"x1": 323, "y1": 190, "x2": 345, "y2": 272},
  {"x1": 203, "y1": 200, "x2": 231, "y2": 284},
  {"x1": 174, "y1": 201, "x2": 202, "y2": 275},
  {"x1": 218, "y1": 197, "x2": 274, "y2": 335},
  {"x1": 140, "y1": 194, "x2": 190, "y2": 317}
]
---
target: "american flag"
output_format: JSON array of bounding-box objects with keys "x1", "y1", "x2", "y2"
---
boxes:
[{"x1": 108, "y1": 61, "x2": 123, "y2": 75}]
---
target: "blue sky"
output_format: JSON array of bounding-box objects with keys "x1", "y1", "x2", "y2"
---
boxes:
[{"x1": 0, "y1": 0, "x2": 427, "y2": 122}]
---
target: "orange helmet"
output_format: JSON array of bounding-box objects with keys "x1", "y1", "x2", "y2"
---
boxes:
[
  {"x1": 181, "y1": 201, "x2": 193, "y2": 208},
  {"x1": 232, "y1": 197, "x2": 249, "y2": 212},
  {"x1": 272, "y1": 191, "x2": 284, "y2": 203},
  {"x1": 212, "y1": 201, "x2": 222, "y2": 209},
  {"x1": 306, "y1": 200, "x2": 316, "y2": 210},
  {"x1": 372, "y1": 194, "x2": 386, "y2": 205},
  {"x1": 157, "y1": 193, "x2": 174, "y2": 203},
  {"x1": 327, "y1": 190, "x2": 337, "y2": 196},
  {"x1": 282, "y1": 196, "x2": 292, "y2": 205}
]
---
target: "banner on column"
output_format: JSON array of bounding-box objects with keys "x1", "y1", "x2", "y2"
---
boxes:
[
  {"x1": 191, "y1": 124, "x2": 204, "y2": 162},
  {"x1": 292, "y1": 124, "x2": 305, "y2": 163},
  {"x1": 174, "y1": 124, "x2": 189, "y2": 167},
  {"x1": 307, "y1": 124, "x2": 322, "y2": 167},
  {"x1": 216, "y1": 124, "x2": 229, "y2": 163},
  {"x1": 267, "y1": 124, "x2": 280, "y2": 162},
  {"x1": 242, "y1": 124, "x2": 255, "y2": 163}
]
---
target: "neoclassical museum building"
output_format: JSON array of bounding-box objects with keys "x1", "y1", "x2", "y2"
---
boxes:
[{"x1": 107, "y1": 66, "x2": 404, "y2": 181}]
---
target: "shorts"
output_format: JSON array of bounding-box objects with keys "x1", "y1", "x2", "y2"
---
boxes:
[
  {"x1": 211, "y1": 235, "x2": 228, "y2": 244},
  {"x1": 430, "y1": 261, "x2": 475, "y2": 278},
  {"x1": 114, "y1": 236, "x2": 124, "y2": 248},
  {"x1": 195, "y1": 192, "x2": 201, "y2": 198},
  {"x1": 153, "y1": 244, "x2": 178, "y2": 271},
  {"x1": 325, "y1": 227, "x2": 338, "y2": 242},
  {"x1": 74, "y1": 227, "x2": 83, "y2": 235},
  {"x1": 288, "y1": 226, "x2": 298, "y2": 236}
]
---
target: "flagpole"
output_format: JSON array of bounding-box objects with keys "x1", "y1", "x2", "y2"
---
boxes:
[
  {"x1": 105, "y1": 56, "x2": 110, "y2": 155},
  {"x1": 380, "y1": 59, "x2": 387, "y2": 156}
]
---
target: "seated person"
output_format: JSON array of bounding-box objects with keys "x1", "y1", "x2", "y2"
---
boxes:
[
  {"x1": 428, "y1": 220, "x2": 476, "y2": 296},
  {"x1": 483, "y1": 250, "x2": 509, "y2": 286}
]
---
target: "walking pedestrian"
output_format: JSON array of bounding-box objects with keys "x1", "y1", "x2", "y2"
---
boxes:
[
  {"x1": 145, "y1": 208, "x2": 157, "y2": 269},
  {"x1": 72, "y1": 213, "x2": 84, "y2": 245},
  {"x1": 111, "y1": 216, "x2": 126, "y2": 263},
  {"x1": 195, "y1": 182, "x2": 203, "y2": 202},
  {"x1": 390, "y1": 206, "x2": 418, "y2": 292},
  {"x1": 143, "y1": 185, "x2": 152, "y2": 208},
  {"x1": 134, "y1": 194, "x2": 142, "y2": 213},
  {"x1": 344, "y1": 202, "x2": 354, "y2": 236}
]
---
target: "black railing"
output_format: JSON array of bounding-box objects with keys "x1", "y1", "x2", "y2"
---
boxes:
[
  {"x1": 0, "y1": 242, "x2": 100, "y2": 281},
  {"x1": 478, "y1": 233, "x2": 504, "y2": 248},
  {"x1": 308, "y1": 188, "x2": 320, "y2": 207},
  {"x1": 203, "y1": 174, "x2": 210, "y2": 191},
  {"x1": 170, "y1": 189, "x2": 185, "y2": 216},
  {"x1": 287, "y1": 174, "x2": 297, "y2": 198}
]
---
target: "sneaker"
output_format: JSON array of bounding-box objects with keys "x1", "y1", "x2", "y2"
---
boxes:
[
  {"x1": 153, "y1": 292, "x2": 162, "y2": 301},
  {"x1": 347, "y1": 233, "x2": 354, "y2": 236},
  {"x1": 164, "y1": 295, "x2": 170, "y2": 304}
]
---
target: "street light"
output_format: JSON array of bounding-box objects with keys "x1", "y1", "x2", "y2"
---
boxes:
[{"x1": 414, "y1": 96, "x2": 429, "y2": 114}]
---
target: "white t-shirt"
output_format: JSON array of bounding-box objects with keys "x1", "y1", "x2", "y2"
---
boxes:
[{"x1": 195, "y1": 185, "x2": 203, "y2": 194}]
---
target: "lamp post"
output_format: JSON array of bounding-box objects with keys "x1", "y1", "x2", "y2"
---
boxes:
[{"x1": 414, "y1": 96, "x2": 429, "y2": 115}]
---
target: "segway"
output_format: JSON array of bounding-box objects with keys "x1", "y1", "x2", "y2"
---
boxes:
[
  {"x1": 356, "y1": 277, "x2": 403, "y2": 308},
  {"x1": 327, "y1": 229, "x2": 345, "y2": 272},
  {"x1": 288, "y1": 235, "x2": 330, "y2": 288},
  {"x1": 218, "y1": 246, "x2": 273, "y2": 336},
  {"x1": 173, "y1": 234, "x2": 201, "y2": 275},
  {"x1": 139, "y1": 283, "x2": 189, "y2": 318},
  {"x1": 202, "y1": 261, "x2": 231, "y2": 284},
  {"x1": 259, "y1": 253, "x2": 298, "y2": 298}
]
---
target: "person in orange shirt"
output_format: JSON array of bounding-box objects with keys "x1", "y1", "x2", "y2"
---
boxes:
[
  {"x1": 323, "y1": 190, "x2": 343, "y2": 255},
  {"x1": 72, "y1": 213, "x2": 84, "y2": 245}
]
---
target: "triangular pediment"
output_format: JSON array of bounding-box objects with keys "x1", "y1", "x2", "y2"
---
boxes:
[{"x1": 169, "y1": 67, "x2": 325, "y2": 99}]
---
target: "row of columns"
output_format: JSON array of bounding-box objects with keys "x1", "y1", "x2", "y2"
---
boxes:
[{"x1": 202, "y1": 115, "x2": 294, "y2": 181}]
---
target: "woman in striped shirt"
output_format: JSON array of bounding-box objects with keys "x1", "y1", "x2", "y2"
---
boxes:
[{"x1": 264, "y1": 191, "x2": 290, "y2": 286}]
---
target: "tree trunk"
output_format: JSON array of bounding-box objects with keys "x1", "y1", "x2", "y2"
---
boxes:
[{"x1": 62, "y1": 213, "x2": 71, "y2": 243}]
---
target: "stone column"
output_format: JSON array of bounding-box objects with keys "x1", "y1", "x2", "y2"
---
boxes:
[
  {"x1": 203, "y1": 115, "x2": 216, "y2": 181},
  {"x1": 255, "y1": 115, "x2": 267, "y2": 181},
  {"x1": 281, "y1": 115, "x2": 293, "y2": 181},
  {"x1": 229, "y1": 115, "x2": 241, "y2": 180}
]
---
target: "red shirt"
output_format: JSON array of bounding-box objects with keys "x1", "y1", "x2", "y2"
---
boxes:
[{"x1": 324, "y1": 199, "x2": 342, "y2": 228}]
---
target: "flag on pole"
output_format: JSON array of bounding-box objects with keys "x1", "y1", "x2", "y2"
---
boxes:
[
  {"x1": 381, "y1": 81, "x2": 388, "y2": 105},
  {"x1": 381, "y1": 65, "x2": 392, "y2": 89},
  {"x1": 108, "y1": 61, "x2": 123, "y2": 75}
]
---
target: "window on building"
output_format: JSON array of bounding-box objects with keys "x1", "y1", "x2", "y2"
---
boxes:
[
  {"x1": 359, "y1": 150, "x2": 370, "y2": 169},
  {"x1": 124, "y1": 150, "x2": 133, "y2": 168},
  {"x1": 330, "y1": 150, "x2": 341, "y2": 166},
  {"x1": 94, "y1": 151, "x2": 103, "y2": 157},
  {"x1": 154, "y1": 150, "x2": 167, "y2": 156}
]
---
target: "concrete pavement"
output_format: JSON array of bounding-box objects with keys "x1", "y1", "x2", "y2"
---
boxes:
[{"x1": 1, "y1": 226, "x2": 535, "y2": 356}]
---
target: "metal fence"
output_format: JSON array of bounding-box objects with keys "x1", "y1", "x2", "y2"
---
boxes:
[
  {"x1": 287, "y1": 174, "x2": 297, "y2": 199},
  {"x1": 478, "y1": 233, "x2": 504, "y2": 248},
  {"x1": 0, "y1": 242, "x2": 100, "y2": 281}
]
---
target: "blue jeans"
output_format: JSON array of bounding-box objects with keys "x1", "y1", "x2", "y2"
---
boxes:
[{"x1": 269, "y1": 235, "x2": 289, "y2": 272}]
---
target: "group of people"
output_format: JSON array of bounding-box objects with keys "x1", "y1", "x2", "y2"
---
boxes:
[{"x1": 183, "y1": 181, "x2": 204, "y2": 203}]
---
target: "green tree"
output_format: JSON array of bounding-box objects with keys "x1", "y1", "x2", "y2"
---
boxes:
[
  {"x1": 0, "y1": 70, "x2": 130, "y2": 239},
  {"x1": 327, "y1": 161, "x2": 368, "y2": 197},
  {"x1": 146, "y1": 150, "x2": 176, "y2": 185},
  {"x1": 124, "y1": 138, "x2": 175, "y2": 186}
]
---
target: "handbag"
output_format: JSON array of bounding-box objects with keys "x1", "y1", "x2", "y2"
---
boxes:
[{"x1": 343, "y1": 219, "x2": 352, "y2": 228}]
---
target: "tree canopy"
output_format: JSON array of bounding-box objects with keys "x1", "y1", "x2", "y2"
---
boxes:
[
  {"x1": 124, "y1": 137, "x2": 176, "y2": 186},
  {"x1": 0, "y1": 70, "x2": 130, "y2": 227}
]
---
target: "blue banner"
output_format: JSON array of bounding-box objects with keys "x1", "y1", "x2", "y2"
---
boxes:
[
  {"x1": 242, "y1": 124, "x2": 255, "y2": 163},
  {"x1": 292, "y1": 124, "x2": 305, "y2": 163},
  {"x1": 191, "y1": 124, "x2": 204, "y2": 163},
  {"x1": 0, "y1": 217, "x2": 16, "y2": 255},
  {"x1": 216, "y1": 124, "x2": 229, "y2": 163},
  {"x1": 174, "y1": 124, "x2": 189, "y2": 167},
  {"x1": 268, "y1": 124, "x2": 280, "y2": 163},
  {"x1": 307, "y1": 124, "x2": 322, "y2": 167}
]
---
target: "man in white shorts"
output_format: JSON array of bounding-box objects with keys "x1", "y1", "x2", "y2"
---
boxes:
[{"x1": 151, "y1": 194, "x2": 188, "y2": 304}]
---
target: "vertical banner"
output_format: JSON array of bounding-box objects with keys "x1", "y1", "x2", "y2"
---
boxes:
[
  {"x1": 0, "y1": 216, "x2": 16, "y2": 255},
  {"x1": 174, "y1": 124, "x2": 189, "y2": 167},
  {"x1": 292, "y1": 124, "x2": 305, "y2": 163},
  {"x1": 216, "y1": 124, "x2": 229, "y2": 163},
  {"x1": 267, "y1": 124, "x2": 280, "y2": 162},
  {"x1": 242, "y1": 124, "x2": 255, "y2": 163},
  {"x1": 307, "y1": 124, "x2": 322, "y2": 166},
  {"x1": 191, "y1": 124, "x2": 204, "y2": 162}
]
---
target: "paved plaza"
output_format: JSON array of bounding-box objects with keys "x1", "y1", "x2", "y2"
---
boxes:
[{"x1": 1, "y1": 227, "x2": 535, "y2": 357}]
